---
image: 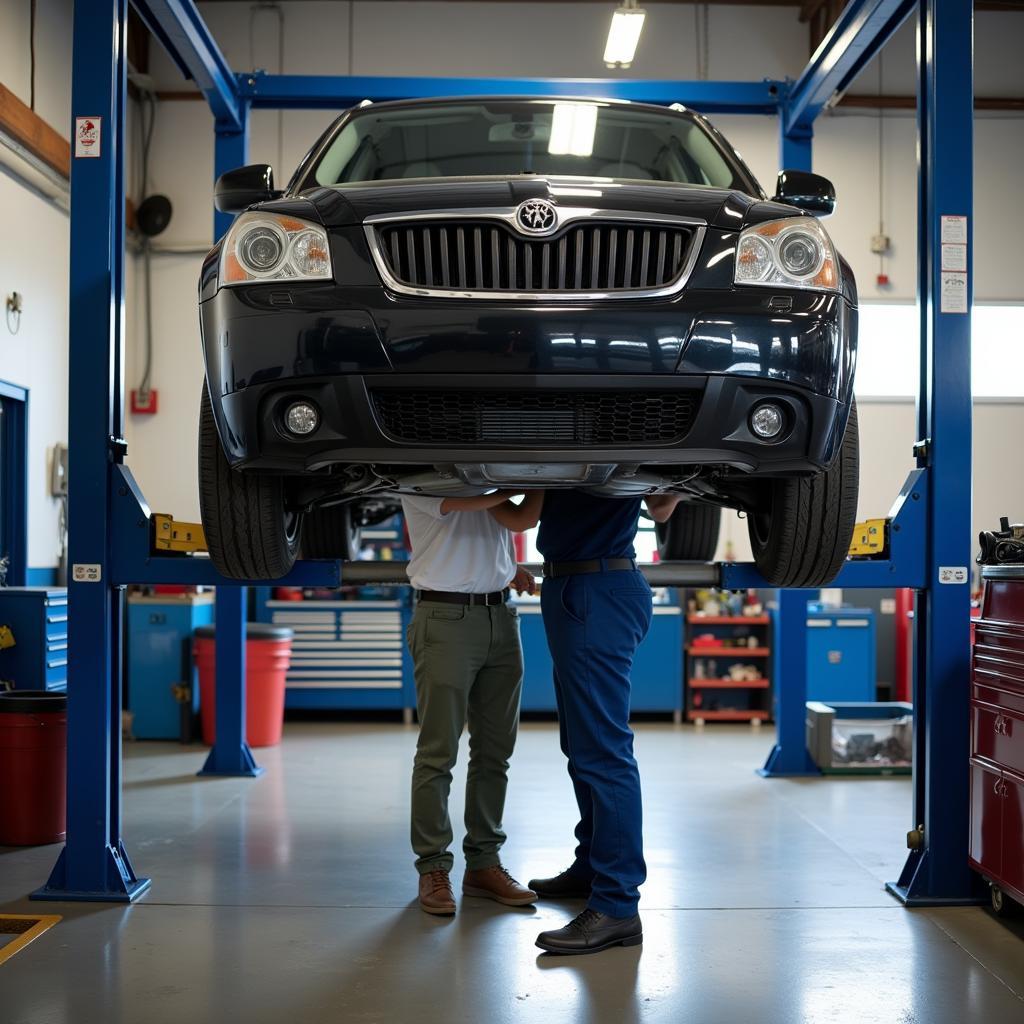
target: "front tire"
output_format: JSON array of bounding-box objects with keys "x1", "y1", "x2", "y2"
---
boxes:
[
  {"x1": 302, "y1": 503, "x2": 363, "y2": 560},
  {"x1": 198, "y1": 385, "x2": 302, "y2": 580},
  {"x1": 655, "y1": 503, "x2": 721, "y2": 561},
  {"x1": 747, "y1": 400, "x2": 859, "y2": 588}
]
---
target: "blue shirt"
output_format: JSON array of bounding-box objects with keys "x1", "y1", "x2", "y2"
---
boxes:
[{"x1": 537, "y1": 490, "x2": 642, "y2": 561}]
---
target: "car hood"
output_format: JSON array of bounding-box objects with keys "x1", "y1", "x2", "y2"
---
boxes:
[{"x1": 286, "y1": 176, "x2": 782, "y2": 232}]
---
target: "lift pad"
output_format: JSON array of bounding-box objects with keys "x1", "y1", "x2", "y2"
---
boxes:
[
  {"x1": 151, "y1": 514, "x2": 207, "y2": 554},
  {"x1": 849, "y1": 518, "x2": 890, "y2": 558}
]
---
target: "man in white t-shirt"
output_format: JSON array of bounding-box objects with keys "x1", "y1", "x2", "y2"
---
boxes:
[{"x1": 400, "y1": 490, "x2": 543, "y2": 916}]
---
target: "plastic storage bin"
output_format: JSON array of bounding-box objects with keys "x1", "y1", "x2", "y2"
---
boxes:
[{"x1": 806, "y1": 700, "x2": 913, "y2": 775}]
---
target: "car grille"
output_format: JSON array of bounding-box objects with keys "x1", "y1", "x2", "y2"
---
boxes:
[
  {"x1": 370, "y1": 389, "x2": 700, "y2": 446},
  {"x1": 372, "y1": 220, "x2": 697, "y2": 295}
]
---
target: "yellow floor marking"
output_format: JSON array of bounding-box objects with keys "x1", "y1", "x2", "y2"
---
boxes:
[{"x1": 0, "y1": 915, "x2": 62, "y2": 967}]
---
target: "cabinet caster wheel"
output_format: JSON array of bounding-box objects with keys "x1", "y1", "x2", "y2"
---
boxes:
[{"x1": 990, "y1": 885, "x2": 1016, "y2": 917}]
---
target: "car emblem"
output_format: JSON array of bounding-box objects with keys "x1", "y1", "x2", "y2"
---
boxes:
[{"x1": 515, "y1": 199, "x2": 557, "y2": 234}]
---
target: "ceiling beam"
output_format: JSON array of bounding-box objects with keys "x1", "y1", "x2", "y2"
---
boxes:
[
  {"x1": 130, "y1": 0, "x2": 242, "y2": 129},
  {"x1": 785, "y1": 0, "x2": 915, "y2": 134}
]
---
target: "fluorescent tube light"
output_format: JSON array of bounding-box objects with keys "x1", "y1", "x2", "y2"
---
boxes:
[{"x1": 603, "y1": 2, "x2": 646, "y2": 69}]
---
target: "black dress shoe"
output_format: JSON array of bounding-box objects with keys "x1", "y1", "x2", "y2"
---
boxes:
[
  {"x1": 536, "y1": 908, "x2": 643, "y2": 955},
  {"x1": 528, "y1": 868, "x2": 593, "y2": 899}
]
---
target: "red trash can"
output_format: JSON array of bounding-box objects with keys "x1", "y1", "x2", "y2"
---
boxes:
[
  {"x1": 194, "y1": 624, "x2": 294, "y2": 748},
  {"x1": 0, "y1": 690, "x2": 67, "y2": 846}
]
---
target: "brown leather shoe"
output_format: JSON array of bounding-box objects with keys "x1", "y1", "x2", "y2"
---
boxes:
[
  {"x1": 463, "y1": 865, "x2": 538, "y2": 906},
  {"x1": 419, "y1": 869, "x2": 456, "y2": 915}
]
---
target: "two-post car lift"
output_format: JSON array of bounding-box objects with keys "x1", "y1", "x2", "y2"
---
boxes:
[{"x1": 34, "y1": 0, "x2": 976, "y2": 907}]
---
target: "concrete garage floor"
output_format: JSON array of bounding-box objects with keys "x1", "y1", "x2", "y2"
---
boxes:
[{"x1": 2, "y1": 723, "x2": 1023, "y2": 1024}]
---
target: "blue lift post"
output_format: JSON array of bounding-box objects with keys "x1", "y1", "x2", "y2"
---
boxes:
[
  {"x1": 200, "y1": 101, "x2": 264, "y2": 779},
  {"x1": 888, "y1": 0, "x2": 977, "y2": 906},
  {"x1": 41, "y1": 0, "x2": 977, "y2": 906},
  {"x1": 35, "y1": 0, "x2": 151, "y2": 903}
]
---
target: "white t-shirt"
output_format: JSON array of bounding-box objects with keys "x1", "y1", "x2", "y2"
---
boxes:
[{"x1": 400, "y1": 495, "x2": 516, "y2": 594}]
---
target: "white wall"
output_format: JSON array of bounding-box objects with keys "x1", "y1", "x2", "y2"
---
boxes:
[
  {"x1": 48, "y1": 1, "x2": 1024, "y2": 559},
  {"x1": 0, "y1": 0, "x2": 72, "y2": 571}
]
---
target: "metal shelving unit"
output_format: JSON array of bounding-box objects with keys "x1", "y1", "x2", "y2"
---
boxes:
[{"x1": 685, "y1": 615, "x2": 773, "y2": 724}]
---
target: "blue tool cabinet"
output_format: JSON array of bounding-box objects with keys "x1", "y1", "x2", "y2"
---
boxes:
[
  {"x1": 257, "y1": 597, "x2": 416, "y2": 711},
  {"x1": 806, "y1": 605, "x2": 877, "y2": 703},
  {"x1": 0, "y1": 587, "x2": 68, "y2": 692},
  {"x1": 126, "y1": 593, "x2": 215, "y2": 740},
  {"x1": 517, "y1": 602, "x2": 683, "y2": 714}
]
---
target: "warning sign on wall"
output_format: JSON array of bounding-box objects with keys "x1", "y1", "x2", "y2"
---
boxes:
[{"x1": 74, "y1": 117, "x2": 102, "y2": 158}]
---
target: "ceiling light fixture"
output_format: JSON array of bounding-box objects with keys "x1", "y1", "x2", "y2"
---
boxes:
[{"x1": 603, "y1": 0, "x2": 646, "y2": 69}]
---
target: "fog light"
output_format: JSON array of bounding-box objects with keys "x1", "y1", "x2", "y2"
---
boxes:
[
  {"x1": 285, "y1": 401, "x2": 319, "y2": 436},
  {"x1": 750, "y1": 403, "x2": 784, "y2": 440}
]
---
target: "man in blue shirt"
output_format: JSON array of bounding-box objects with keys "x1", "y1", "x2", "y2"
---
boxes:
[{"x1": 498, "y1": 489, "x2": 684, "y2": 955}]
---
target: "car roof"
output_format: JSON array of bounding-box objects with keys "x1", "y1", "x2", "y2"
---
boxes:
[{"x1": 343, "y1": 95, "x2": 700, "y2": 119}]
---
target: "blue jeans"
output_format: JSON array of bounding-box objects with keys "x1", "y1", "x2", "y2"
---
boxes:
[{"x1": 540, "y1": 566, "x2": 653, "y2": 917}]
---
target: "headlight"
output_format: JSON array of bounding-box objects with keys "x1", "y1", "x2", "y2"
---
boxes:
[
  {"x1": 220, "y1": 212, "x2": 332, "y2": 286},
  {"x1": 734, "y1": 217, "x2": 839, "y2": 292}
]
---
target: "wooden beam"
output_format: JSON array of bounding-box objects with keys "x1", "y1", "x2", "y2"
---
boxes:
[{"x1": 0, "y1": 82, "x2": 69, "y2": 179}]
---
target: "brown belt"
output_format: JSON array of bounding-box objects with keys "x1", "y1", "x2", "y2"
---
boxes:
[
  {"x1": 542, "y1": 558, "x2": 637, "y2": 578},
  {"x1": 417, "y1": 588, "x2": 510, "y2": 606}
]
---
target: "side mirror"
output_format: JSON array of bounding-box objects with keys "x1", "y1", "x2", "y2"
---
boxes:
[
  {"x1": 214, "y1": 164, "x2": 280, "y2": 214},
  {"x1": 774, "y1": 170, "x2": 836, "y2": 217}
]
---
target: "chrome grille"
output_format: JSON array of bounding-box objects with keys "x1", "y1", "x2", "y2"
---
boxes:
[
  {"x1": 370, "y1": 389, "x2": 701, "y2": 447},
  {"x1": 371, "y1": 219, "x2": 698, "y2": 297}
]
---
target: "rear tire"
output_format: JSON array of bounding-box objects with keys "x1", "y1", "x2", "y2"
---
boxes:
[
  {"x1": 198, "y1": 385, "x2": 302, "y2": 580},
  {"x1": 655, "y1": 503, "x2": 721, "y2": 561},
  {"x1": 747, "y1": 400, "x2": 859, "y2": 588},
  {"x1": 302, "y1": 504, "x2": 363, "y2": 560}
]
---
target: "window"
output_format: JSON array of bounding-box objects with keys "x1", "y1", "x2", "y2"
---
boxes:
[{"x1": 855, "y1": 304, "x2": 1024, "y2": 399}]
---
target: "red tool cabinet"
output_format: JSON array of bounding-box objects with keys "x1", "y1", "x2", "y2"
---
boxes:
[{"x1": 970, "y1": 566, "x2": 1024, "y2": 913}]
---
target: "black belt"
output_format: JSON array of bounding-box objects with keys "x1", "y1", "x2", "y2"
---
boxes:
[
  {"x1": 417, "y1": 588, "x2": 510, "y2": 606},
  {"x1": 542, "y1": 558, "x2": 637, "y2": 578}
]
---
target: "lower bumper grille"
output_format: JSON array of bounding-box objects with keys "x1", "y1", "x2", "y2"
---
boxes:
[{"x1": 370, "y1": 388, "x2": 700, "y2": 446}]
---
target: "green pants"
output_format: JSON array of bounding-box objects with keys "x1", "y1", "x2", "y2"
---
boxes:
[{"x1": 407, "y1": 600, "x2": 524, "y2": 874}]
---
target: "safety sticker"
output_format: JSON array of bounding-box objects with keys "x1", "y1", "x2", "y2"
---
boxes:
[
  {"x1": 72, "y1": 563, "x2": 102, "y2": 582},
  {"x1": 940, "y1": 272, "x2": 968, "y2": 314},
  {"x1": 74, "y1": 116, "x2": 102, "y2": 158},
  {"x1": 938, "y1": 566, "x2": 968, "y2": 585},
  {"x1": 941, "y1": 243, "x2": 967, "y2": 272},
  {"x1": 940, "y1": 215, "x2": 967, "y2": 244}
]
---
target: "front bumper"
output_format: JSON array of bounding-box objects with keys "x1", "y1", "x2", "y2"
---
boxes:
[
  {"x1": 200, "y1": 270, "x2": 855, "y2": 481},
  {"x1": 214, "y1": 371, "x2": 846, "y2": 478}
]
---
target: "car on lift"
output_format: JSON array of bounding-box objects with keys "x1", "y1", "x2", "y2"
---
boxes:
[{"x1": 197, "y1": 96, "x2": 858, "y2": 585}]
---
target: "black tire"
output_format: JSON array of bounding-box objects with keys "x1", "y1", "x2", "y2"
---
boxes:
[
  {"x1": 655, "y1": 503, "x2": 721, "y2": 561},
  {"x1": 747, "y1": 400, "x2": 859, "y2": 588},
  {"x1": 302, "y1": 503, "x2": 362, "y2": 560},
  {"x1": 198, "y1": 385, "x2": 302, "y2": 580}
]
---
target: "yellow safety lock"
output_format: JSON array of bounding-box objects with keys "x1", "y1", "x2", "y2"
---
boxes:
[
  {"x1": 849, "y1": 518, "x2": 889, "y2": 558},
  {"x1": 152, "y1": 513, "x2": 208, "y2": 554}
]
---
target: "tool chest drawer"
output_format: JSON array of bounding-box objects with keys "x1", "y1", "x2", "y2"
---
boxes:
[
  {"x1": 260, "y1": 599, "x2": 415, "y2": 711},
  {"x1": 972, "y1": 702, "x2": 1024, "y2": 777},
  {"x1": 0, "y1": 587, "x2": 69, "y2": 692}
]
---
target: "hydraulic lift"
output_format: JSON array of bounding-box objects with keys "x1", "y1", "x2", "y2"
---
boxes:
[{"x1": 37, "y1": 0, "x2": 976, "y2": 908}]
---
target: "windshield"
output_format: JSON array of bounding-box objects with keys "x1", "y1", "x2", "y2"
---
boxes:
[{"x1": 307, "y1": 101, "x2": 754, "y2": 191}]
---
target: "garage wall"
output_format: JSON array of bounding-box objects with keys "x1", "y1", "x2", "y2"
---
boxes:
[
  {"x1": 0, "y1": 0, "x2": 73, "y2": 574},
  {"x1": 97, "y1": 3, "x2": 1024, "y2": 563}
]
